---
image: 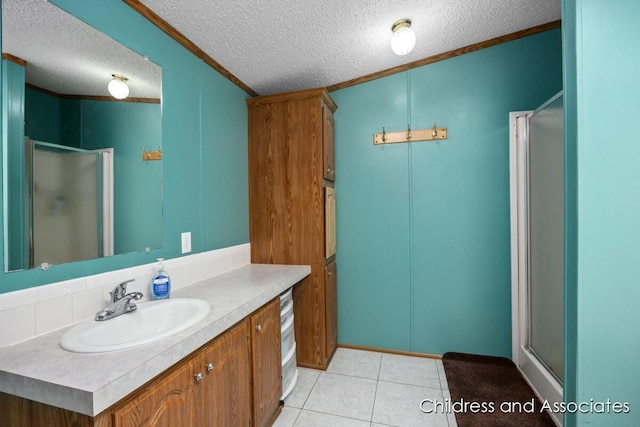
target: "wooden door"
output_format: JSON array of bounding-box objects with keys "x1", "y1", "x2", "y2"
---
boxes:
[
  {"x1": 325, "y1": 261, "x2": 338, "y2": 361},
  {"x1": 112, "y1": 358, "x2": 199, "y2": 427},
  {"x1": 325, "y1": 187, "x2": 336, "y2": 259},
  {"x1": 323, "y1": 103, "x2": 335, "y2": 181},
  {"x1": 199, "y1": 321, "x2": 251, "y2": 427},
  {"x1": 250, "y1": 298, "x2": 282, "y2": 427}
]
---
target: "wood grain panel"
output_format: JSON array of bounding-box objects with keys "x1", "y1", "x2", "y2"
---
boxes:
[
  {"x1": 323, "y1": 103, "x2": 336, "y2": 181},
  {"x1": 325, "y1": 188, "x2": 336, "y2": 259},
  {"x1": 30, "y1": 402, "x2": 96, "y2": 427},
  {"x1": 248, "y1": 89, "x2": 337, "y2": 369},
  {"x1": 250, "y1": 298, "x2": 282, "y2": 427},
  {"x1": 200, "y1": 321, "x2": 251, "y2": 427},
  {"x1": 0, "y1": 391, "x2": 30, "y2": 427},
  {"x1": 327, "y1": 20, "x2": 562, "y2": 92},
  {"x1": 112, "y1": 358, "x2": 198, "y2": 427},
  {"x1": 325, "y1": 261, "x2": 338, "y2": 361}
]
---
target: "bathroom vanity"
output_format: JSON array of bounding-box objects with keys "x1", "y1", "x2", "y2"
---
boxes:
[{"x1": 0, "y1": 264, "x2": 310, "y2": 427}]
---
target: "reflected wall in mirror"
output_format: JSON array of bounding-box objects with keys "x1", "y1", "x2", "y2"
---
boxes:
[{"x1": 2, "y1": 0, "x2": 163, "y2": 272}]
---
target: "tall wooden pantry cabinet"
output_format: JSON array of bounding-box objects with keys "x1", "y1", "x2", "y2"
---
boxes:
[{"x1": 247, "y1": 88, "x2": 338, "y2": 370}]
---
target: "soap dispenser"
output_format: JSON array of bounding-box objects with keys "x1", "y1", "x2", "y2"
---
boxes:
[{"x1": 151, "y1": 258, "x2": 171, "y2": 300}]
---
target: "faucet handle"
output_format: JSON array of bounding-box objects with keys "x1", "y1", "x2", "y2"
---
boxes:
[{"x1": 110, "y1": 279, "x2": 136, "y2": 303}]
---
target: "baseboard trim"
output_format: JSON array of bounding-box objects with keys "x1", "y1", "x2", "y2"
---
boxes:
[{"x1": 338, "y1": 343, "x2": 442, "y2": 360}]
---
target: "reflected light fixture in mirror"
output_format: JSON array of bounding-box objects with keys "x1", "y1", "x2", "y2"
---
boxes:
[
  {"x1": 108, "y1": 74, "x2": 129, "y2": 99},
  {"x1": 391, "y1": 19, "x2": 416, "y2": 56}
]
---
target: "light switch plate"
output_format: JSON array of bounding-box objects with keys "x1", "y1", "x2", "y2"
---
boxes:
[{"x1": 181, "y1": 232, "x2": 192, "y2": 254}]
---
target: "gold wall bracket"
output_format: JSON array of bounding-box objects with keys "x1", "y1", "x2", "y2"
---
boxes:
[
  {"x1": 142, "y1": 148, "x2": 162, "y2": 161},
  {"x1": 374, "y1": 122, "x2": 447, "y2": 145}
]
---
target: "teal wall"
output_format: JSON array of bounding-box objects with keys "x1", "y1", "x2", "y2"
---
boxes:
[
  {"x1": 564, "y1": 1, "x2": 640, "y2": 426},
  {"x1": 2, "y1": 59, "x2": 27, "y2": 272},
  {"x1": 25, "y1": 87, "x2": 60, "y2": 144},
  {"x1": 332, "y1": 29, "x2": 563, "y2": 357},
  {"x1": 0, "y1": 0, "x2": 249, "y2": 292},
  {"x1": 79, "y1": 99, "x2": 163, "y2": 255},
  {"x1": 24, "y1": 89, "x2": 163, "y2": 255}
]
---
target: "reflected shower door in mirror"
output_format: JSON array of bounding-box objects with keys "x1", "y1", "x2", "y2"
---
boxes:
[
  {"x1": 2, "y1": 0, "x2": 163, "y2": 271},
  {"x1": 27, "y1": 140, "x2": 112, "y2": 270}
]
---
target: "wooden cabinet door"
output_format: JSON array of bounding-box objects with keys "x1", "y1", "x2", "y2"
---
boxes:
[
  {"x1": 323, "y1": 103, "x2": 335, "y2": 181},
  {"x1": 325, "y1": 261, "x2": 338, "y2": 361},
  {"x1": 199, "y1": 321, "x2": 251, "y2": 427},
  {"x1": 325, "y1": 187, "x2": 336, "y2": 259},
  {"x1": 250, "y1": 298, "x2": 282, "y2": 427},
  {"x1": 112, "y1": 358, "x2": 199, "y2": 427}
]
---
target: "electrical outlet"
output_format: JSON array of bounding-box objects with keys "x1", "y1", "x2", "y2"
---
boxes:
[{"x1": 181, "y1": 232, "x2": 192, "y2": 254}]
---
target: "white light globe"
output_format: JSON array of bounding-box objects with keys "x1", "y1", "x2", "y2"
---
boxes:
[
  {"x1": 391, "y1": 25, "x2": 416, "y2": 56},
  {"x1": 108, "y1": 77, "x2": 129, "y2": 99}
]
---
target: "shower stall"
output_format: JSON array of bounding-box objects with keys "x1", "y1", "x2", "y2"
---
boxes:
[
  {"x1": 509, "y1": 92, "x2": 564, "y2": 426},
  {"x1": 25, "y1": 139, "x2": 113, "y2": 268}
]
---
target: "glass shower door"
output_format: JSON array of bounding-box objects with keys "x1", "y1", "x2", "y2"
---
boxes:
[
  {"x1": 527, "y1": 94, "x2": 564, "y2": 383},
  {"x1": 31, "y1": 141, "x2": 101, "y2": 267}
]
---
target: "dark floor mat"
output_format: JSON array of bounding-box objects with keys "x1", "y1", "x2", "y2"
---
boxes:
[{"x1": 442, "y1": 352, "x2": 557, "y2": 427}]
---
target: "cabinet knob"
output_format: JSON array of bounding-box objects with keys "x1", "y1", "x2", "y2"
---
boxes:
[
  {"x1": 206, "y1": 362, "x2": 215, "y2": 372},
  {"x1": 194, "y1": 372, "x2": 204, "y2": 382},
  {"x1": 328, "y1": 271, "x2": 332, "y2": 277},
  {"x1": 326, "y1": 167, "x2": 332, "y2": 173},
  {"x1": 256, "y1": 324, "x2": 262, "y2": 332}
]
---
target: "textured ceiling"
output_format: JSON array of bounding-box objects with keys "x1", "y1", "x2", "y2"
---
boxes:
[
  {"x1": 1, "y1": 0, "x2": 560, "y2": 99},
  {"x1": 140, "y1": 0, "x2": 561, "y2": 96},
  {"x1": 2, "y1": 0, "x2": 161, "y2": 99}
]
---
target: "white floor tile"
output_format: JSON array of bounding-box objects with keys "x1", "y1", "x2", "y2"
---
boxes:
[
  {"x1": 372, "y1": 381, "x2": 449, "y2": 427},
  {"x1": 304, "y1": 372, "x2": 377, "y2": 421},
  {"x1": 272, "y1": 406, "x2": 300, "y2": 427},
  {"x1": 294, "y1": 410, "x2": 371, "y2": 427},
  {"x1": 285, "y1": 367, "x2": 321, "y2": 409},
  {"x1": 436, "y1": 359, "x2": 450, "y2": 390},
  {"x1": 327, "y1": 348, "x2": 382, "y2": 379},
  {"x1": 378, "y1": 354, "x2": 441, "y2": 389},
  {"x1": 447, "y1": 411, "x2": 459, "y2": 427}
]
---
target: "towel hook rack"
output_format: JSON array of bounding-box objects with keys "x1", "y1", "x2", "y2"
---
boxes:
[{"x1": 373, "y1": 122, "x2": 447, "y2": 145}]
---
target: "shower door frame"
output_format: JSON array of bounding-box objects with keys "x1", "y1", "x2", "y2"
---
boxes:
[{"x1": 509, "y1": 109, "x2": 563, "y2": 427}]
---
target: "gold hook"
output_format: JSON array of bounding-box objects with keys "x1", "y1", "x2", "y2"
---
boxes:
[
  {"x1": 432, "y1": 122, "x2": 438, "y2": 138},
  {"x1": 382, "y1": 127, "x2": 387, "y2": 143},
  {"x1": 407, "y1": 124, "x2": 412, "y2": 141}
]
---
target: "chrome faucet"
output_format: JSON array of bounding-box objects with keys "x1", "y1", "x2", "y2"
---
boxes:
[{"x1": 95, "y1": 279, "x2": 143, "y2": 321}]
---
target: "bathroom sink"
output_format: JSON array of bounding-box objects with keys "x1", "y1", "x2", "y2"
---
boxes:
[{"x1": 60, "y1": 298, "x2": 211, "y2": 353}]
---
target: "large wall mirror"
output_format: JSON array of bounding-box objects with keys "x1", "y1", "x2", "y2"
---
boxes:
[{"x1": 2, "y1": 0, "x2": 163, "y2": 272}]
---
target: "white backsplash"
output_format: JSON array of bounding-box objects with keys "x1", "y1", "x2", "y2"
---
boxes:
[{"x1": 0, "y1": 243, "x2": 250, "y2": 348}]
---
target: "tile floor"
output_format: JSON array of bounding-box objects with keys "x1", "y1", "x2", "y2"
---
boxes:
[{"x1": 273, "y1": 348, "x2": 459, "y2": 427}]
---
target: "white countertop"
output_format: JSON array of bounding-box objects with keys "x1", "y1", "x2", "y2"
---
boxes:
[{"x1": 0, "y1": 264, "x2": 310, "y2": 416}]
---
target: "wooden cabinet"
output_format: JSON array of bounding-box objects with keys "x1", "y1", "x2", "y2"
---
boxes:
[
  {"x1": 113, "y1": 357, "x2": 198, "y2": 427},
  {"x1": 113, "y1": 321, "x2": 250, "y2": 427},
  {"x1": 199, "y1": 321, "x2": 251, "y2": 427},
  {"x1": 323, "y1": 102, "x2": 335, "y2": 181},
  {"x1": 325, "y1": 261, "x2": 338, "y2": 361},
  {"x1": 325, "y1": 187, "x2": 336, "y2": 259},
  {"x1": 247, "y1": 88, "x2": 338, "y2": 369},
  {"x1": 250, "y1": 299, "x2": 282, "y2": 427},
  {"x1": 0, "y1": 298, "x2": 283, "y2": 427}
]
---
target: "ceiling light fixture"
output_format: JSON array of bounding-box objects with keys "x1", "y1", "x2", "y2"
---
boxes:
[
  {"x1": 108, "y1": 74, "x2": 129, "y2": 99},
  {"x1": 390, "y1": 19, "x2": 416, "y2": 56}
]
